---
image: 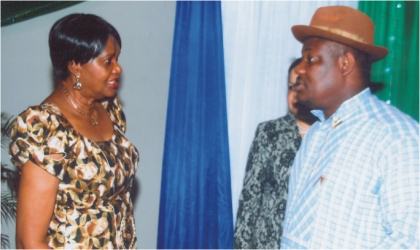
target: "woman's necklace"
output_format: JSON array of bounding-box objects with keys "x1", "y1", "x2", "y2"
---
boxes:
[
  {"x1": 62, "y1": 85, "x2": 98, "y2": 126},
  {"x1": 297, "y1": 122, "x2": 310, "y2": 135}
]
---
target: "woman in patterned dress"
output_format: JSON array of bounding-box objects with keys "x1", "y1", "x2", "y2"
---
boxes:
[
  {"x1": 233, "y1": 58, "x2": 318, "y2": 249},
  {"x1": 9, "y1": 14, "x2": 139, "y2": 249}
]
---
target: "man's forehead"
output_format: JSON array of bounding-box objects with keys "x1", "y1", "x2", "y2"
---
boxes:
[{"x1": 301, "y1": 37, "x2": 329, "y2": 52}]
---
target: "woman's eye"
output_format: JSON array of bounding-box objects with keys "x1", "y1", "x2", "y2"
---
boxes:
[{"x1": 105, "y1": 59, "x2": 110, "y2": 64}]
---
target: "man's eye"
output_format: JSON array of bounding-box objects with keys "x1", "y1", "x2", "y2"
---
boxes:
[{"x1": 105, "y1": 59, "x2": 110, "y2": 64}]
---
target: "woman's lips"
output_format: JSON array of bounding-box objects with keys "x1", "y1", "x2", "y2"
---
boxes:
[
  {"x1": 108, "y1": 79, "x2": 119, "y2": 89},
  {"x1": 293, "y1": 82, "x2": 304, "y2": 91}
]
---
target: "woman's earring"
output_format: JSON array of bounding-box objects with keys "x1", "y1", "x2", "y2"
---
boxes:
[{"x1": 73, "y1": 76, "x2": 82, "y2": 90}]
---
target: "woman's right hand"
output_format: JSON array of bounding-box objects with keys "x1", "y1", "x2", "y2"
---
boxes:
[{"x1": 16, "y1": 156, "x2": 60, "y2": 249}]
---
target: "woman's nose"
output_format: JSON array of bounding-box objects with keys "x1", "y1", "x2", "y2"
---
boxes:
[
  {"x1": 114, "y1": 61, "x2": 123, "y2": 74},
  {"x1": 294, "y1": 61, "x2": 305, "y2": 74}
]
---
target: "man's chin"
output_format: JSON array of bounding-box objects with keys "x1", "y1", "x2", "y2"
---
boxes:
[
  {"x1": 295, "y1": 101, "x2": 312, "y2": 111},
  {"x1": 296, "y1": 94, "x2": 308, "y2": 104}
]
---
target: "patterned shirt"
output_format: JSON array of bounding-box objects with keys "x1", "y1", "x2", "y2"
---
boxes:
[
  {"x1": 281, "y1": 89, "x2": 419, "y2": 249},
  {"x1": 234, "y1": 112, "x2": 301, "y2": 249}
]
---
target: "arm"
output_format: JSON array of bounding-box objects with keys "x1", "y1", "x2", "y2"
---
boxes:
[
  {"x1": 16, "y1": 156, "x2": 60, "y2": 249},
  {"x1": 373, "y1": 137, "x2": 419, "y2": 248},
  {"x1": 234, "y1": 125, "x2": 265, "y2": 248}
]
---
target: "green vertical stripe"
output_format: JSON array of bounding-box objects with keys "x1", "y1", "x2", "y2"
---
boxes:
[{"x1": 359, "y1": 1, "x2": 419, "y2": 121}]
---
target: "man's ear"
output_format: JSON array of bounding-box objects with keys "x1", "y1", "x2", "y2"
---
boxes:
[
  {"x1": 339, "y1": 52, "x2": 355, "y2": 76},
  {"x1": 67, "y1": 61, "x2": 81, "y2": 77}
]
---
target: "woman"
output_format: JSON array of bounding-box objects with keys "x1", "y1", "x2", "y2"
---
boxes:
[
  {"x1": 234, "y1": 58, "x2": 317, "y2": 249},
  {"x1": 9, "y1": 14, "x2": 139, "y2": 249}
]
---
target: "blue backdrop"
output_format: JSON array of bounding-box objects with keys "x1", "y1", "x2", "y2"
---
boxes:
[{"x1": 157, "y1": 1, "x2": 233, "y2": 248}]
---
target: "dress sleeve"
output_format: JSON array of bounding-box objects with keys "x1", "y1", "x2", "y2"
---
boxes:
[
  {"x1": 8, "y1": 105, "x2": 68, "y2": 180},
  {"x1": 234, "y1": 123, "x2": 265, "y2": 249},
  {"x1": 105, "y1": 97, "x2": 127, "y2": 133}
]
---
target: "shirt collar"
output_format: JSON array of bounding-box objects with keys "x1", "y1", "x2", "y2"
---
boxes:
[{"x1": 311, "y1": 88, "x2": 372, "y2": 124}]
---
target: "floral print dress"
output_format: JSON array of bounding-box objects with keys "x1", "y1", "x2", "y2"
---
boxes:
[{"x1": 9, "y1": 97, "x2": 139, "y2": 249}]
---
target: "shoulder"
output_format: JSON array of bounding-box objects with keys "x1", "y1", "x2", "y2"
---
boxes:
[
  {"x1": 256, "y1": 113, "x2": 297, "y2": 134},
  {"x1": 365, "y1": 95, "x2": 418, "y2": 139},
  {"x1": 354, "y1": 96, "x2": 419, "y2": 163},
  {"x1": 252, "y1": 113, "x2": 300, "y2": 148},
  {"x1": 9, "y1": 105, "x2": 69, "y2": 177},
  {"x1": 11, "y1": 104, "x2": 68, "y2": 138}
]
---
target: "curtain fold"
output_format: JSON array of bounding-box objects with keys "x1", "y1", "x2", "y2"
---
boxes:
[
  {"x1": 157, "y1": 1, "x2": 233, "y2": 249},
  {"x1": 359, "y1": 1, "x2": 419, "y2": 121}
]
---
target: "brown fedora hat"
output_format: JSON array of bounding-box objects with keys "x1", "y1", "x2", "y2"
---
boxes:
[{"x1": 292, "y1": 6, "x2": 388, "y2": 62}]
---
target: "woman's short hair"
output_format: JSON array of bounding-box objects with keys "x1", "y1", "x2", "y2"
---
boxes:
[{"x1": 49, "y1": 13, "x2": 121, "y2": 81}]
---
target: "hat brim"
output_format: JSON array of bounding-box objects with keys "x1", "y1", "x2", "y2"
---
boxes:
[{"x1": 292, "y1": 25, "x2": 388, "y2": 62}]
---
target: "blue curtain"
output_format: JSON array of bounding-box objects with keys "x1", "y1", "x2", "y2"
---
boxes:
[{"x1": 157, "y1": 1, "x2": 233, "y2": 249}]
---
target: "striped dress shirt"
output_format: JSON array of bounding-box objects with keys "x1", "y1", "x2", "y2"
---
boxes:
[{"x1": 281, "y1": 88, "x2": 419, "y2": 249}]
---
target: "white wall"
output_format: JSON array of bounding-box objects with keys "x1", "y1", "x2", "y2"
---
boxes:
[{"x1": 1, "y1": 1, "x2": 176, "y2": 248}]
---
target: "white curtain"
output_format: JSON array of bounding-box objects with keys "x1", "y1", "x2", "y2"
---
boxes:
[{"x1": 221, "y1": 1, "x2": 359, "y2": 222}]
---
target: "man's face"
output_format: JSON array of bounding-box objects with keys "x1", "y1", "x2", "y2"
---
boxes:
[{"x1": 293, "y1": 38, "x2": 343, "y2": 117}]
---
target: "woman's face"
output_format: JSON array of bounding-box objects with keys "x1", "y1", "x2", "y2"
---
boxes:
[
  {"x1": 287, "y1": 70, "x2": 299, "y2": 117},
  {"x1": 287, "y1": 68, "x2": 315, "y2": 121},
  {"x1": 78, "y1": 36, "x2": 122, "y2": 99}
]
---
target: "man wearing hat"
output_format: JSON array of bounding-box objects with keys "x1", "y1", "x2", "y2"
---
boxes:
[{"x1": 281, "y1": 6, "x2": 419, "y2": 248}]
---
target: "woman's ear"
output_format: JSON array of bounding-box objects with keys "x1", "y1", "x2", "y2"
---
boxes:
[
  {"x1": 339, "y1": 52, "x2": 355, "y2": 76},
  {"x1": 67, "y1": 61, "x2": 81, "y2": 77}
]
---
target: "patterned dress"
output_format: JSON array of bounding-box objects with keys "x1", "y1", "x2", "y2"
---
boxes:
[
  {"x1": 9, "y1": 97, "x2": 139, "y2": 249},
  {"x1": 234, "y1": 112, "x2": 301, "y2": 249}
]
